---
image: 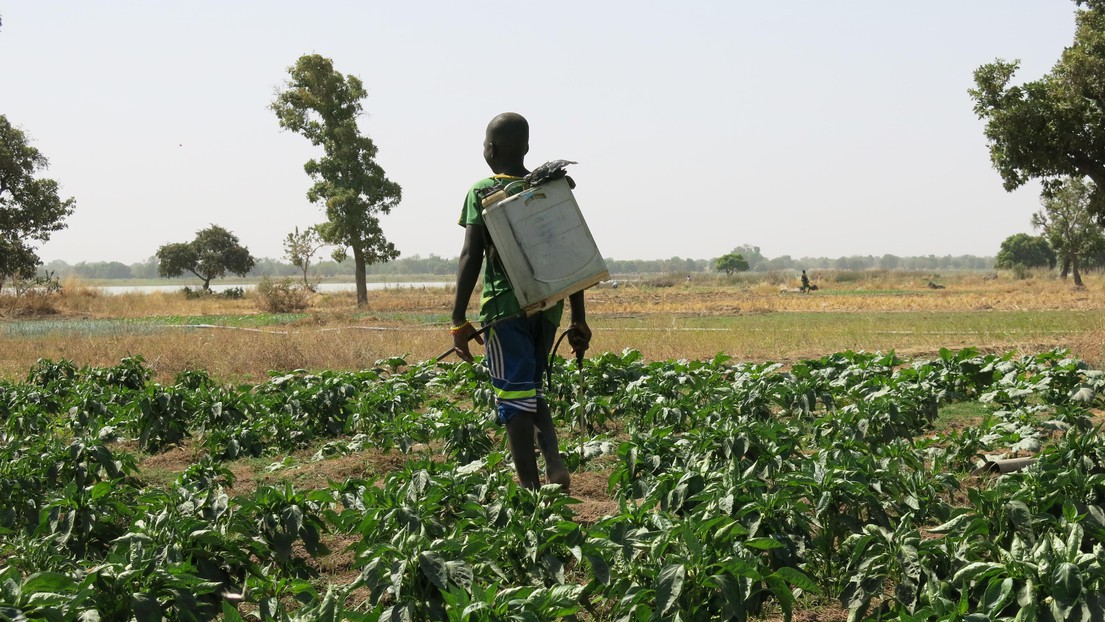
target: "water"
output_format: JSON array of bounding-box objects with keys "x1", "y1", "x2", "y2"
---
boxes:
[{"x1": 94, "y1": 281, "x2": 449, "y2": 295}]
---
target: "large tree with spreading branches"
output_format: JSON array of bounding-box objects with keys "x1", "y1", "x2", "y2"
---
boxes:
[
  {"x1": 0, "y1": 115, "x2": 76, "y2": 292},
  {"x1": 156, "y1": 225, "x2": 256, "y2": 292},
  {"x1": 970, "y1": 0, "x2": 1105, "y2": 219},
  {"x1": 271, "y1": 54, "x2": 402, "y2": 307},
  {"x1": 714, "y1": 251, "x2": 750, "y2": 276}
]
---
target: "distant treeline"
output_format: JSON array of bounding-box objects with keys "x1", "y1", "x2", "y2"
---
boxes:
[{"x1": 41, "y1": 252, "x2": 997, "y2": 281}]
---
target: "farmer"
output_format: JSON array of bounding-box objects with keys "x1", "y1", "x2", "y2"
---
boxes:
[
  {"x1": 800, "y1": 270, "x2": 811, "y2": 293},
  {"x1": 449, "y1": 112, "x2": 591, "y2": 493}
]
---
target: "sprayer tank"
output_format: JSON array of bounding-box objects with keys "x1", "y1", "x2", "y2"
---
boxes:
[{"x1": 482, "y1": 177, "x2": 608, "y2": 313}]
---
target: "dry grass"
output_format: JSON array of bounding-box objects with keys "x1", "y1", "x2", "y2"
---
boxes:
[{"x1": 2, "y1": 272, "x2": 1104, "y2": 382}]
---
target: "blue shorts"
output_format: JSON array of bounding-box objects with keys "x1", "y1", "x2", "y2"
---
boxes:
[{"x1": 484, "y1": 314, "x2": 557, "y2": 424}]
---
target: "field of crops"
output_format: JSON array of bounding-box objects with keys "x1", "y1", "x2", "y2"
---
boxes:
[{"x1": 2, "y1": 345, "x2": 1104, "y2": 621}]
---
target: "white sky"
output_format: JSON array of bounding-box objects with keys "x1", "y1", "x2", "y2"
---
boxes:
[{"x1": 0, "y1": 1, "x2": 1080, "y2": 265}]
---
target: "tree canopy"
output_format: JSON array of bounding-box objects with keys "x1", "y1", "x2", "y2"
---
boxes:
[
  {"x1": 0, "y1": 115, "x2": 76, "y2": 291},
  {"x1": 994, "y1": 233, "x2": 1056, "y2": 271},
  {"x1": 271, "y1": 54, "x2": 402, "y2": 307},
  {"x1": 156, "y1": 225, "x2": 256, "y2": 291},
  {"x1": 970, "y1": 0, "x2": 1105, "y2": 218},
  {"x1": 714, "y1": 252, "x2": 750, "y2": 276}
]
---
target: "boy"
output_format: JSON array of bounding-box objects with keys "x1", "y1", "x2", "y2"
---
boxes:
[{"x1": 449, "y1": 112, "x2": 591, "y2": 492}]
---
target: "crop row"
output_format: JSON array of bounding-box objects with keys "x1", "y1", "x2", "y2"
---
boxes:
[{"x1": 1, "y1": 347, "x2": 1104, "y2": 620}]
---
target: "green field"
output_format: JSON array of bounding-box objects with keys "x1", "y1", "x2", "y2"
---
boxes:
[{"x1": 2, "y1": 347, "x2": 1105, "y2": 620}]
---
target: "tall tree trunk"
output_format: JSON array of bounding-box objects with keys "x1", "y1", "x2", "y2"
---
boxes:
[
  {"x1": 1060, "y1": 257, "x2": 1071, "y2": 279},
  {"x1": 1072, "y1": 256, "x2": 1083, "y2": 287},
  {"x1": 353, "y1": 245, "x2": 368, "y2": 306}
]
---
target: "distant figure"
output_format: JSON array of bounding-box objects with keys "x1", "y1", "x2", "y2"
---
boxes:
[
  {"x1": 927, "y1": 281, "x2": 945, "y2": 290},
  {"x1": 800, "y1": 270, "x2": 811, "y2": 293}
]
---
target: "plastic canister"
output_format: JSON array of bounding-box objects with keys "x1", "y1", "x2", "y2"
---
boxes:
[{"x1": 482, "y1": 177, "x2": 608, "y2": 312}]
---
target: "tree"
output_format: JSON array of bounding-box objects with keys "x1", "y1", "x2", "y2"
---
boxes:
[
  {"x1": 715, "y1": 252, "x2": 750, "y2": 276},
  {"x1": 156, "y1": 225, "x2": 256, "y2": 291},
  {"x1": 284, "y1": 225, "x2": 327, "y2": 289},
  {"x1": 1030, "y1": 177, "x2": 1105, "y2": 286},
  {"x1": 0, "y1": 115, "x2": 77, "y2": 292},
  {"x1": 970, "y1": 1, "x2": 1105, "y2": 219},
  {"x1": 994, "y1": 233, "x2": 1056, "y2": 271},
  {"x1": 271, "y1": 54, "x2": 402, "y2": 307},
  {"x1": 731, "y1": 244, "x2": 766, "y2": 271}
]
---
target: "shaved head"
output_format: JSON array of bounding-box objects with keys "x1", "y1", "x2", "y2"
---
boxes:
[
  {"x1": 486, "y1": 112, "x2": 529, "y2": 147},
  {"x1": 484, "y1": 113, "x2": 529, "y2": 174}
]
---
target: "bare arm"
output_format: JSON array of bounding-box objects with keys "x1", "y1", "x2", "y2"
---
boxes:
[
  {"x1": 450, "y1": 225, "x2": 487, "y2": 362},
  {"x1": 452, "y1": 225, "x2": 486, "y2": 325}
]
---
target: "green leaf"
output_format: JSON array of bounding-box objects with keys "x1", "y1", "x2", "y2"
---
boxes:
[
  {"x1": 655, "y1": 564, "x2": 685, "y2": 615},
  {"x1": 21, "y1": 572, "x2": 76, "y2": 594},
  {"x1": 419, "y1": 551, "x2": 449, "y2": 591},
  {"x1": 765, "y1": 574, "x2": 795, "y2": 620},
  {"x1": 586, "y1": 553, "x2": 611, "y2": 585},
  {"x1": 744, "y1": 537, "x2": 784, "y2": 550},
  {"x1": 380, "y1": 604, "x2": 412, "y2": 622},
  {"x1": 929, "y1": 512, "x2": 973, "y2": 534},
  {"x1": 1070, "y1": 386, "x2": 1095, "y2": 404},
  {"x1": 89, "y1": 481, "x2": 112, "y2": 500},
  {"x1": 1051, "y1": 562, "x2": 1082, "y2": 609},
  {"x1": 283, "y1": 504, "x2": 304, "y2": 534},
  {"x1": 770, "y1": 567, "x2": 819, "y2": 594},
  {"x1": 1064, "y1": 523, "x2": 1083, "y2": 560},
  {"x1": 1014, "y1": 602, "x2": 1037, "y2": 622},
  {"x1": 445, "y1": 560, "x2": 473, "y2": 590},
  {"x1": 221, "y1": 601, "x2": 244, "y2": 622},
  {"x1": 1017, "y1": 577, "x2": 1036, "y2": 607},
  {"x1": 1006, "y1": 501, "x2": 1034, "y2": 540},
  {"x1": 131, "y1": 593, "x2": 162, "y2": 622},
  {"x1": 981, "y1": 577, "x2": 1014, "y2": 614},
  {"x1": 952, "y1": 562, "x2": 1002, "y2": 585}
]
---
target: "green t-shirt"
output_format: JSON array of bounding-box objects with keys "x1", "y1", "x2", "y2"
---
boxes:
[{"x1": 458, "y1": 175, "x2": 564, "y2": 325}]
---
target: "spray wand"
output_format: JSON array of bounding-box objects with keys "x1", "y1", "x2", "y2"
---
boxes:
[
  {"x1": 575, "y1": 340, "x2": 586, "y2": 458},
  {"x1": 548, "y1": 326, "x2": 588, "y2": 458}
]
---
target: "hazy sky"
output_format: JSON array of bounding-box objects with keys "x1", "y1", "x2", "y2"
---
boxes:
[{"x1": 0, "y1": 1, "x2": 1081, "y2": 265}]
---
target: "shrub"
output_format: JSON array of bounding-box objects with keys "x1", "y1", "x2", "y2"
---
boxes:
[
  {"x1": 1011, "y1": 263, "x2": 1034, "y2": 280},
  {"x1": 0, "y1": 273, "x2": 64, "y2": 316},
  {"x1": 256, "y1": 277, "x2": 311, "y2": 313},
  {"x1": 181, "y1": 286, "x2": 244, "y2": 300}
]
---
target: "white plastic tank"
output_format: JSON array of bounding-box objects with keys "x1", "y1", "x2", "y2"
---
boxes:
[{"x1": 482, "y1": 177, "x2": 608, "y2": 312}]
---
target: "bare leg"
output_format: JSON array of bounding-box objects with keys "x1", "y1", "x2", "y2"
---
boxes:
[
  {"x1": 505, "y1": 414, "x2": 541, "y2": 490},
  {"x1": 534, "y1": 401, "x2": 570, "y2": 492}
]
